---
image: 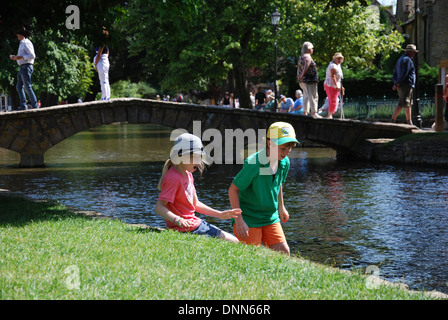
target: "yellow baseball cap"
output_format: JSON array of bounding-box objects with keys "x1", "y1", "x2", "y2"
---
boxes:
[{"x1": 267, "y1": 122, "x2": 299, "y2": 145}]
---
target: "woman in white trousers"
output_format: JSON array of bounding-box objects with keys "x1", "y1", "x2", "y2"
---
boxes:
[{"x1": 94, "y1": 46, "x2": 110, "y2": 101}]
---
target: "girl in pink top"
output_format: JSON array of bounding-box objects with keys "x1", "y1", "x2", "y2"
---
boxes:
[{"x1": 155, "y1": 133, "x2": 240, "y2": 243}]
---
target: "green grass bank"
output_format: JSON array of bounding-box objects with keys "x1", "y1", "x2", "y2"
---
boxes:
[{"x1": 0, "y1": 195, "x2": 444, "y2": 300}]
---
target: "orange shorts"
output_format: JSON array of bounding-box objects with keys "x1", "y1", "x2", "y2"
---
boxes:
[{"x1": 233, "y1": 222, "x2": 286, "y2": 248}]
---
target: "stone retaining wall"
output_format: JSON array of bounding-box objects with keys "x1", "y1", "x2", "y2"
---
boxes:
[{"x1": 366, "y1": 136, "x2": 448, "y2": 167}]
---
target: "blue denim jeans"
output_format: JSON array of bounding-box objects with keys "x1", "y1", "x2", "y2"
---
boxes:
[
  {"x1": 191, "y1": 220, "x2": 222, "y2": 238},
  {"x1": 16, "y1": 64, "x2": 38, "y2": 110}
]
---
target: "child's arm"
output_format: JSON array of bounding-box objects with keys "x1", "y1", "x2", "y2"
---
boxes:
[
  {"x1": 154, "y1": 200, "x2": 195, "y2": 228},
  {"x1": 278, "y1": 184, "x2": 289, "y2": 222},
  {"x1": 193, "y1": 193, "x2": 241, "y2": 219},
  {"x1": 228, "y1": 183, "x2": 249, "y2": 239}
]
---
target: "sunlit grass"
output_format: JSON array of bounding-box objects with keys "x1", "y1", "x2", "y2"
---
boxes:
[{"x1": 0, "y1": 196, "x2": 438, "y2": 300}]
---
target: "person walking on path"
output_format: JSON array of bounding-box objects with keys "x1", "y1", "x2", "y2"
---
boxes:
[
  {"x1": 391, "y1": 44, "x2": 418, "y2": 125},
  {"x1": 297, "y1": 42, "x2": 320, "y2": 118},
  {"x1": 228, "y1": 122, "x2": 299, "y2": 256},
  {"x1": 155, "y1": 133, "x2": 241, "y2": 243},
  {"x1": 323, "y1": 53, "x2": 345, "y2": 119},
  {"x1": 10, "y1": 27, "x2": 38, "y2": 110}
]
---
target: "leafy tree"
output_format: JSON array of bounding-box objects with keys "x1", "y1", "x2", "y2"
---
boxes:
[
  {"x1": 278, "y1": 0, "x2": 403, "y2": 68},
  {"x1": 32, "y1": 29, "x2": 95, "y2": 105},
  {"x1": 120, "y1": 0, "x2": 403, "y2": 107},
  {"x1": 120, "y1": 0, "x2": 278, "y2": 108},
  {"x1": 108, "y1": 80, "x2": 158, "y2": 99},
  {"x1": 0, "y1": 0, "x2": 123, "y2": 106},
  {"x1": 273, "y1": 0, "x2": 406, "y2": 98}
]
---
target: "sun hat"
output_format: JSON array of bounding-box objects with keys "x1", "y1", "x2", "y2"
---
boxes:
[
  {"x1": 404, "y1": 44, "x2": 419, "y2": 53},
  {"x1": 170, "y1": 133, "x2": 206, "y2": 159},
  {"x1": 267, "y1": 122, "x2": 300, "y2": 145},
  {"x1": 332, "y1": 52, "x2": 344, "y2": 60}
]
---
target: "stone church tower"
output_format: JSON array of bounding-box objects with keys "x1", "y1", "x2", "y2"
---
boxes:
[{"x1": 395, "y1": 0, "x2": 448, "y2": 67}]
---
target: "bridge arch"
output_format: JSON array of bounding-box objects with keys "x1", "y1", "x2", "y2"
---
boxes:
[{"x1": 0, "y1": 98, "x2": 416, "y2": 167}]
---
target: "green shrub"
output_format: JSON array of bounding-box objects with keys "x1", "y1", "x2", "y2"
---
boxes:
[{"x1": 95, "y1": 80, "x2": 158, "y2": 100}]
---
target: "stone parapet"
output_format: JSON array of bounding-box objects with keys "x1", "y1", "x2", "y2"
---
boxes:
[{"x1": 0, "y1": 98, "x2": 417, "y2": 167}]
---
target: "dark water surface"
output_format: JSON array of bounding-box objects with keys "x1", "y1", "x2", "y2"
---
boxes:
[{"x1": 1, "y1": 123, "x2": 447, "y2": 294}]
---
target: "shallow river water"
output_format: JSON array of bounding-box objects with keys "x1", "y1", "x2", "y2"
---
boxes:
[{"x1": 1, "y1": 123, "x2": 447, "y2": 294}]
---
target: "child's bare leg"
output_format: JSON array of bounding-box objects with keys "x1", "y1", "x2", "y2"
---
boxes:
[
  {"x1": 218, "y1": 230, "x2": 239, "y2": 244},
  {"x1": 270, "y1": 242, "x2": 290, "y2": 256}
]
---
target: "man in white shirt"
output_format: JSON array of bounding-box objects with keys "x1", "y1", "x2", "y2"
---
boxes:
[{"x1": 10, "y1": 28, "x2": 38, "y2": 110}]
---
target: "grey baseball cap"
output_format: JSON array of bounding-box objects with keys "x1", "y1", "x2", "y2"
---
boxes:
[{"x1": 170, "y1": 133, "x2": 208, "y2": 163}]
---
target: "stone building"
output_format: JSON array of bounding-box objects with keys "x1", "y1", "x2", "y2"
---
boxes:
[{"x1": 396, "y1": 0, "x2": 448, "y2": 68}]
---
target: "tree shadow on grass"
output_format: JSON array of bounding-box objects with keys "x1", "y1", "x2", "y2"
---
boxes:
[
  {"x1": 0, "y1": 193, "x2": 166, "y2": 233},
  {"x1": 0, "y1": 195, "x2": 85, "y2": 228}
]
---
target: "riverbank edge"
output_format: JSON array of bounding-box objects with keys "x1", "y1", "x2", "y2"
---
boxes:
[
  {"x1": 1, "y1": 189, "x2": 446, "y2": 300},
  {"x1": 365, "y1": 132, "x2": 448, "y2": 167},
  {"x1": 302, "y1": 130, "x2": 448, "y2": 167}
]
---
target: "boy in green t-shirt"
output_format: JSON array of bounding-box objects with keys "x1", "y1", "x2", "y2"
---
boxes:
[{"x1": 228, "y1": 122, "x2": 298, "y2": 256}]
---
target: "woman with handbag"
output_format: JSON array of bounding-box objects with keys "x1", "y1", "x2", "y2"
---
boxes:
[{"x1": 297, "y1": 42, "x2": 321, "y2": 118}]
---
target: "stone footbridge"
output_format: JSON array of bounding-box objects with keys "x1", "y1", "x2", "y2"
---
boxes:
[{"x1": 0, "y1": 98, "x2": 418, "y2": 167}]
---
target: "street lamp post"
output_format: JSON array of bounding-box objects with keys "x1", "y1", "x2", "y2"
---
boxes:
[{"x1": 271, "y1": 7, "x2": 280, "y2": 112}]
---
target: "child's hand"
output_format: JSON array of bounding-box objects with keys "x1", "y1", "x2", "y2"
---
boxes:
[
  {"x1": 178, "y1": 218, "x2": 195, "y2": 229},
  {"x1": 234, "y1": 218, "x2": 249, "y2": 239},
  {"x1": 279, "y1": 207, "x2": 289, "y2": 222},
  {"x1": 220, "y1": 208, "x2": 242, "y2": 220}
]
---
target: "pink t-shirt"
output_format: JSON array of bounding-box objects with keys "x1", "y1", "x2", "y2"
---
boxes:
[{"x1": 158, "y1": 166, "x2": 202, "y2": 232}]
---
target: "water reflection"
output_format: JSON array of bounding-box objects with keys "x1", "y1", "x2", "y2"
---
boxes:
[{"x1": 1, "y1": 123, "x2": 448, "y2": 294}]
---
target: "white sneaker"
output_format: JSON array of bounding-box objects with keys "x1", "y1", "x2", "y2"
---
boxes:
[{"x1": 312, "y1": 113, "x2": 322, "y2": 119}]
